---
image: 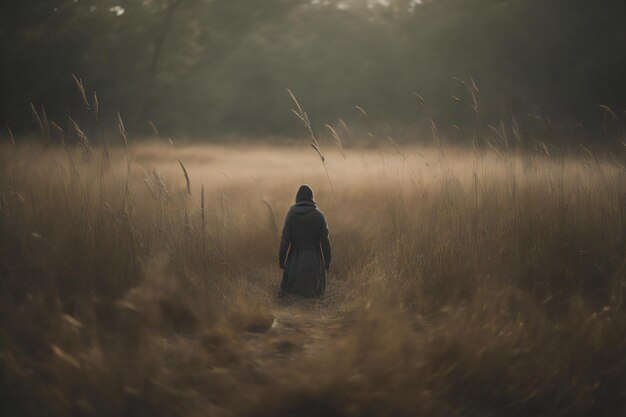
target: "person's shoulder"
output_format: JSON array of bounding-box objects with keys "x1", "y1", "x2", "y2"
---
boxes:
[{"x1": 315, "y1": 208, "x2": 327, "y2": 219}]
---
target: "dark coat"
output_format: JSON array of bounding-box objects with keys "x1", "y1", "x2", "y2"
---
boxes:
[{"x1": 279, "y1": 201, "x2": 331, "y2": 297}]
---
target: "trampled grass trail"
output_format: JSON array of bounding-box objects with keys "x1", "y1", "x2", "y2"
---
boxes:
[{"x1": 240, "y1": 275, "x2": 349, "y2": 369}]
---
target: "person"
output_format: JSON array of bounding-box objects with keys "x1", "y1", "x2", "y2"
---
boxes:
[{"x1": 278, "y1": 184, "x2": 331, "y2": 298}]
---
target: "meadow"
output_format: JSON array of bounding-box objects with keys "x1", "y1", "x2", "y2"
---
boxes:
[{"x1": 0, "y1": 136, "x2": 625, "y2": 416}]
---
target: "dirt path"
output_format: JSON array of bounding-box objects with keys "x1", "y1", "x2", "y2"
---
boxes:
[{"x1": 239, "y1": 281, "x2": 349, "y2": 368}]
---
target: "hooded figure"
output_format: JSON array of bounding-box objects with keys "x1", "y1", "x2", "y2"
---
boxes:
[{"x1": 279, "y1": 185, "x2": 331, "y2": 297}]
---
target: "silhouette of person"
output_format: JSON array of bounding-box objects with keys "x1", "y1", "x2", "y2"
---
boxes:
[{"x1": 278, "y1": 185, "x2": 331, "y2": 298}]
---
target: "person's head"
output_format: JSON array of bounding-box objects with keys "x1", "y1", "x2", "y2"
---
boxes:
[{"x1": 295, "y1": 184, "x2": 314, "y2": 203}]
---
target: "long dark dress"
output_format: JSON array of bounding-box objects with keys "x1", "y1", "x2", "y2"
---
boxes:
[{"x1": 279, "y1": 201, "x2": 331, "y2": 297}]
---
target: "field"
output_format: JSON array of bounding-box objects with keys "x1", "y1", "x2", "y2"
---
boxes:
[{"x1": 1, "y1": 140, "x2": 625, "y2": 417}]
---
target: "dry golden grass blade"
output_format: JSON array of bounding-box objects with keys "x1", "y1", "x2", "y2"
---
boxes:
[
  {"x1": 387, "y1": 135, "x2": 403, "y2": 157},
  {"x1": 355, "y1": 106, "x2": 367, "y2": 117},
  {"x1": 178, "y1": 159, "x2": 191, "y2": 195},
  {"x1": 151, "y1": 168, "x2": 170, "y2": 200},
  {"x1": 308, "y1": 125, "x2": 321, "y2": 149},
  {"x1": 148, "y1": 120, "x2": 160, "y2": 137},
  {"x1": 325, "y1": 124, "x2": 345, "y2": 159},
  {"x1": 61, "y1": 314, "x2": 84, "y2": 329},
  {"x1": 325, "y1": 124, "x2": 339, "y2": 141},
  {"x1": 69, "y1": 117, "x2": 91, "y2": 156},
  {"x1": 485, "y1": 138, "x2": 502, "y2": 158},
  {"x1": 115, "y1": 300, "x2": 139, "y2": 311},
  {"x1": 200, "y1": 184, "x2": 206, "y2": 252},
  {"x1": 286, "y1": 88, "x2": 303, "y2": 115},
  {"x1": 291, "y1": 109, "x2": 308, "y2": 126},
  {"x1": 49, "y1": 121, "x2": 65, "y2": 145},
  {"x1": 116, "y1": 112, "x2": 128, "y2": 151},
  {"x1": 338, "y1": 118, "x2": 349, "y2": 132},
  {"x1": 30, "y1": 103, "x2": 44, "y2": 136},
  {"x1": 116, "y1": 112, "x2": 126, "y2": 135},
  {"x1": 287, "y1": 92, "x2": 319, "y2": 147},
  {"x1": 144, "y1": 178, "x2": 158, "y2": 199},
  {"x1": 488, "y1": 124, "x2": 505, "y2": 142},
  {"x1": 93, "y1": 92, "x2": 99, "y2": 119},
  {"x1": 288, "y1": 90, "x2": 335, "y2": 196},
  {"x1": 101, "y1": 139, "x2": 111, "y2": 169},
  {"x1": 453, "y1": 77, "x2": 479, "y2": 114},
  {"x1": 579, "y1": 144, "x2": 596, "y2": 160},
  {"x1": 40, "y1": 105, "x2": 50, "y2": 139},
  {"x1": 470, "y1": 89, "x2": 479, "y2": 114},
  {"x1": 470, "y1": 76, "x2": 480, "y2": 93},
  {"x1": 599, "y1": 104, "x2": 619, "y2": 121},
  {"x1": 535, "y1": 140, "x2": 551, "y2": 156},
  {"x1": 261, "y1": 196, "x2": 278, "y2": 238},
  {"x1": 5, "y1": 125, "x2": 15, "y2": 146},
  {"x1": 69, "y1": 118, "x2": 87, "y2": 141},
  {"x1": 413, "y1": 93, "x2": 426, "y2": 106},
  {"x1": 310, "y1": 143, "x2": 325, "y2": 162},
  {"x1": 51, "y1": 345, "x2": 81, "y2": 369},
  {"x1": 71, "y1": 74, "x2": 90, "y2": 109},
  {"x1": 430, "y1": 119, "x2": 439, "y2": 140}
]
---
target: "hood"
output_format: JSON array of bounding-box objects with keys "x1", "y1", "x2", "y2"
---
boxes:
[
  {"x1": 295, "y1": 184, "x2": 315, "y2": 204},
  {"x1": 290, "y1": 200, "x2": 317, "y2": 215}
]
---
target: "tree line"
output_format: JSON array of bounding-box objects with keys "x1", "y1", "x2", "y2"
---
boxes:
[{"x1": 1, "y1": 0, "x2": 625, "y2": 144}]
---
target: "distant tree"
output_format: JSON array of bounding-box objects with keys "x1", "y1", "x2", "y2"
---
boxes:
[{"x1": 2, "y1": 0, "x2": 625, "y2": 142}]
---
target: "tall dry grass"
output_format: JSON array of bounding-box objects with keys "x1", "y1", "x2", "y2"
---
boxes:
[{"x1": 0, "y1": 138, "x2": 624, "y2": 417}]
